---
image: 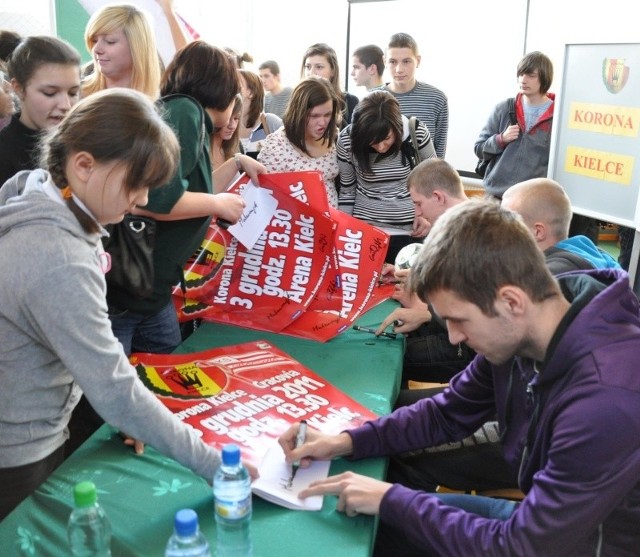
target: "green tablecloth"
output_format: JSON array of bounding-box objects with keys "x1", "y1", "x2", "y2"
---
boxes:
[{"x1": 0, "y1": 300, "x2": 403, "y2": 556}]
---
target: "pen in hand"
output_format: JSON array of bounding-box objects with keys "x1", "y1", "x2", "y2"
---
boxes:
[{"x1": 289, "y1": 420, "x2": 307, "y2": 488}]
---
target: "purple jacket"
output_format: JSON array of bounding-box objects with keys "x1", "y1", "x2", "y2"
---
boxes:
[{"x1": 349, "y1": 269, "x2": 640, "y2": 556}]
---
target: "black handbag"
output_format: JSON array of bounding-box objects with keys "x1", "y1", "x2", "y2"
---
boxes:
[
  {"x1": 103, "y1": 214, "x2": 156, "y2": 299},
  {"x1": 476, "y1": 98, "x2": 517, "y2": 178}
]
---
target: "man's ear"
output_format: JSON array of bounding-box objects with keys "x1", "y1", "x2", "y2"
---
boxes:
[
  {"x1": 532, "y1": 222, "x2": 547, "y2": 243},
  {"x1": 432, "y1": 190, "x2": 446, "y2": 205},
  {"x1": 496, "y1": 285, "x2": 527, "y2": 316},
  {"x1": 415, "y1": 55, "x2": 422, "y2": 68},
  {"x1": 68, "y1": 151, "x2": 95, "y2": 184}
]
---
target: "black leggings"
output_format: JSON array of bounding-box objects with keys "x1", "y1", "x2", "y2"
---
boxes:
[{"x1": 0, "y1": 444, "x2": 65, "y2": 521}]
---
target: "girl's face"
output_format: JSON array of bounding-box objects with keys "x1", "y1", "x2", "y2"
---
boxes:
[
  {"x1": 0, "y1": 79, "x2": 15, "y2": 118},
  {"x1": 91, "y1": 28, "x2": 133, "y2": 85},
  {"x1": 370, "y1": 130, "x2": 395, "y2": 154},
  {"x1": 206, "y1": 100, "x2": 235, "y2": 132},
  {"x1": 219, "y1": 111, "x2": 240, "y2": 141},
  {"x1": 70, "y1": 156, "x2": 148, "y2": 225},
  {"x1": 304, "y1": 55, "x2": 334, "y2": 81},
  {"x1": 305, "y1": 100, "x2": 333, "y2": 141},
  {"x1": 14, "y1": 64, "x2": 80, "y2": 131}
]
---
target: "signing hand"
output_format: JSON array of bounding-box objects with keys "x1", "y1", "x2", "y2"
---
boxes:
[
  {"x1": 278, "y1": 424, "x2": 353, "y2": 470},
  {"x1": 377, "y1": 302, "x2": 432, "y2": 335},
  {"x1": 212, "y1": 192, "x2": 245, "y2": 224},
  {"x1": 120, "y1": 432, "x2": 144, "y2": 455},
  {"x1": 300, "y1": 471, "x2": 392, "y2": 517}
]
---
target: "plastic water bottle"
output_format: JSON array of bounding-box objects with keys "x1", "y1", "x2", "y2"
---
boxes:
[
  {"x1": 67, "y1": 481, "x2": 112, "y2": 557},
  {"x1": 213, "y1": 444, "x2": 253, "y2": 557},
  {"x1": 165, "y1": 509, "x2": 211, "y2": 557}
]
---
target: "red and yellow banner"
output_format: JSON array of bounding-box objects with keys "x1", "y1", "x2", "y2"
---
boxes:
[{"x1": 131, "y1": 341, "x2": 378, "y2": 467}]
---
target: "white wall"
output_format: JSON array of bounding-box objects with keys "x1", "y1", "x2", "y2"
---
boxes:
[{"x1": 4, "y1": 0, "x2": 640, "y2": 173}]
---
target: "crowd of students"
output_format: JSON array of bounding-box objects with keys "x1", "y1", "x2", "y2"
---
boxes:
[{"x1": 1, "y1": 3, "x2": 639, "y2": 556}]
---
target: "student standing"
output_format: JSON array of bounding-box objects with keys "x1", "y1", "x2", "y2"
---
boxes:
[
  {"x1": 259, "y1": 59, "x2": 292, "y2": 119},
  {"x1": 258, "y1": 76, "x2": 341, "y2": 208},
  {"x1": 301, "y1": 43, "x2": 359, "y2": 128},
  {"x1": 351, "y1": 44, "x2": 385, "y2": 92},
  {"x1": 0, "y1": 89, "x2": 256, "y2": 521},
  {"x1": 337, "y1": 91, "x2": 436, "y2": 262},
  {"x1": 384, "y1": 33, "x2": 448, "y2": 158},
  {"x1": 474, "y1": 51, "x2": 555, "y2": 200}
]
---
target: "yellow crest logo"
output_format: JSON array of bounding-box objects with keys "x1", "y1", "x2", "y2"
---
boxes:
[{"x1": 602, "y1": 58, "x2": 629, "y2": 94}]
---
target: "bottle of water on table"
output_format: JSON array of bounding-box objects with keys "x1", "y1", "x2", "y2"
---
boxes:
[
  {"x1": 67, "y1": 481, "x2": 112, "y2": 557},
  {"x1": 165, "y1": 508, "x2": 211, "y2": 557},
  {"x1": 214, "y1": 444, "x2": 253, "y2": 557}
]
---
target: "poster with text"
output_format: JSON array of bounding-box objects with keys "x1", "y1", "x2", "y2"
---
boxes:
[{"x1": 131, "y1": 341, "x2": 379, "y2": 468}]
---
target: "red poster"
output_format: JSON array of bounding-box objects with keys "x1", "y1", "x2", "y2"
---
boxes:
[
  {"x1": 131, "y1": 341, "x2": 378, "y2": 468},
  {"x1": 173, "y1": 172, "x2": 392, "y2": 341}
]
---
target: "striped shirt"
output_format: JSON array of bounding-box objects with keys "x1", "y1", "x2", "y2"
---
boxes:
[
  {"x1": 264, "y1": 87, "x2": 292, "y2": 119},
  {"x1": 385, "y1": 81, "x2": 448, "y2": 158},
  {"x1": 337, "y1": 115, "x2": 437, "y2": 231}
]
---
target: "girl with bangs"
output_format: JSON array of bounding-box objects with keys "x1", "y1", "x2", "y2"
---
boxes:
[{"x1": 337, "y1": 90, "x2": 436, "y2": 262}]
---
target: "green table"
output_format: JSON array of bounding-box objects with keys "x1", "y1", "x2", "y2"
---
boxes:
[{"x1": 0, "y1": 301, "x2": 403, "y2": 556}]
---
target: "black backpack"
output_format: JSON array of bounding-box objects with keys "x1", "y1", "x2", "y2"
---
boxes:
[{"x1": 475, "y1": 98, "x2": 516, "y2": 178}]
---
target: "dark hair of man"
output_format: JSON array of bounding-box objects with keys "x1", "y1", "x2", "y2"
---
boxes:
[
  {"x1": 517, "y1": 51, "x2": 554, "y2": 95},
  {"x1": 411, "y1": 200, "x2": 559, "y2": 316},
  {"x1": 387, "y1": 32, "x2": 419, "y2": 56},
  {"x1": 353, "y1": 45, "x2": 384, "y2": 77},
  {"x1": 42, "y1": 88, "x2": 179, "y2": 233},
  {"x1": 239, "y1": 69, "x2": 265, "y2": 128},
  {"x1": 350, "y1": 91, "x2": 403, "y2": 174},
  {"x1": 283, "y1": 76, "x2": 340, "y2": 156},
  {"x1": 258, "y1": 60, "x2": 280, "y2": 76},
  {"x1": 161, "y1": 41, "x2": 239, "y2": 111},
  {"x1": 7, "y1": 35, "x2": 80, "y2": 87}
]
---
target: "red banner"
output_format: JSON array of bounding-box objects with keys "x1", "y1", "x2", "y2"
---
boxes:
[
  {"x1": 174, "y1": 172, "x2": 392, "y2": 341},
  {"x1": 131, "y1": 341, "x2": 378, "y2": 468}
]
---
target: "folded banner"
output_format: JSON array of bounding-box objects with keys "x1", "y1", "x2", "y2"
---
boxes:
[
  {"x1": 174, "y1": 172, "x2": 393, "y2": 341},
  {"x1": 131, "y1": 341, "x2": 378, "y2": 468}
]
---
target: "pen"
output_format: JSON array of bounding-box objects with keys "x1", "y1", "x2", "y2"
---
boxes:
[
  {"x1": 352, "y1": 325, "x2": 397, "y2": 339},
  {"x1": 289, "y1": 420, "x2": 307, "y2": 487},
  {"x1": 216, "y1": 218, "x2": 232, "y2": 229}
]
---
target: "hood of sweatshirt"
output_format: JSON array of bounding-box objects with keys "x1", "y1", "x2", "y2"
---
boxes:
[
  {"x1": 0, "y1": 169, "x2": 95, "y2": 247},
  {"x1": 555, "y1": 235, "x2": 620, "y2": 269}
]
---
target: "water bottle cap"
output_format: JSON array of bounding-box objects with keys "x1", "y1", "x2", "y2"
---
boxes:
[
  {"x1": 174, "y1": 508, "x2": 199, "y2": 537},
  {"x1": 73, "y1": 481, "x2": 98, "y2": 508},
  {"x1": 221, "y1": 444, "x2": 241, "y2": 466}
]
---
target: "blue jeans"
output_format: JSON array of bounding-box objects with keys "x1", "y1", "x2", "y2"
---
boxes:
[
  {"x1": 109, "y1": 301, "x2": 182, "y2": 356},
  {"x1": 433, "y1": 492, "x2": 518, "y2": 519}
]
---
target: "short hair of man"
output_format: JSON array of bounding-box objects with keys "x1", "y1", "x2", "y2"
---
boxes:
[
  {"x1": 503, "y1": 178, "x2": 571, "y2": 242},
  {"x1": 407, "y1": 158, "x2": 464, "y2": 198},
  {"x1": 517, "y1": 51, "x2": 553, "y2": 95},
  {"x1": 259, "y1": 60, "x2": 280, "y2": 76},
  {"x1": 387, "y1": 33, "x2": 419, "y2": 56},
  {"x1": 353, "y1": 45, "x2": 384, "y2": 77},
  {"x1": 411, "y1": 200, "x2": 559, "y2": 316}
]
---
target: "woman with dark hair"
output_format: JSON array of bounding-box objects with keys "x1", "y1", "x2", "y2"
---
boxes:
[
  {"x1": 337, "y1": 90, "x2": 436, "y2": 262},
  {"x1": 258, "y1": 76, "x2": 341, "y2": 207},
  {"x1": 301, "y1": 43, "x2": 358, "y2": 128},
  {"x1": 0, "y1": 36, "x2": 81, "y2": 186},
  {"x1": 107, "y1": 41, "x2": 264, "y2": 356}
]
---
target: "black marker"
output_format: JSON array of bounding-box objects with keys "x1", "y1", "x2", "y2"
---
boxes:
[
  {"x1": 216, "y1": 218, "x2": 232, "y2": 229},
  {"x1": 352, "y1": 325, "x2": 397, "y2": 339},
  {"x1": 289, "y1": 420, "x2": 307, "y2": 487}
]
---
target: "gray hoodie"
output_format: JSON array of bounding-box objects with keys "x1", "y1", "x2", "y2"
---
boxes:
[{"x1": 0, "y1": 169, "x2": 220, "y2": 479}]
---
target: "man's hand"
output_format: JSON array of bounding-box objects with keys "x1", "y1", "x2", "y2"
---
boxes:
[
  {"x1": 300, "y1": 472, "x2": 392, "y2": 517},
  {"x1": 278, "y1": 425, "x2": 353, "y2": 470},
  {"x1": 501, "y1": 124, "x2": 520, "y2": 144},
  {"x1": 377, "y1": 303, "x2": 432, "y2": 335}
]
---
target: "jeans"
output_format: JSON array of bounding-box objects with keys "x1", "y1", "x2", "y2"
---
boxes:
[
  {"x1": 109, "y1": 301, "x2": 182, "y2": 356},
  {"x1": 373, "y1": 491, "x2": 518, "y2": 557}
]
